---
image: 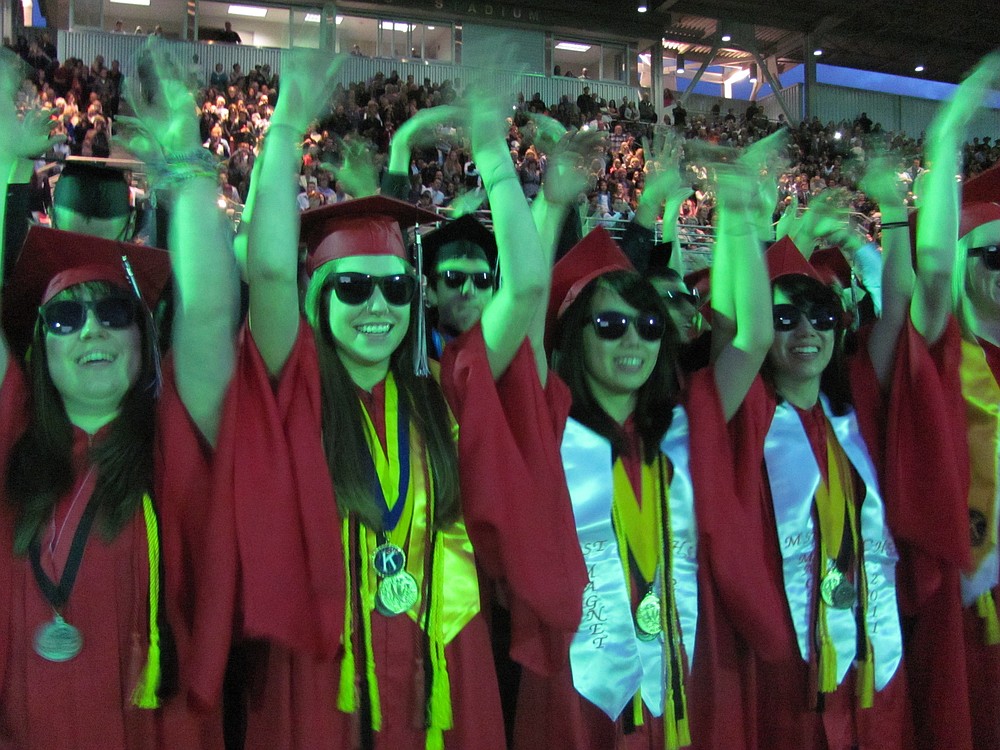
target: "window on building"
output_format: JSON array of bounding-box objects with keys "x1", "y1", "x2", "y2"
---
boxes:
[{"x1": 553, "y1": 38, "x2": 627, "y2": 81}]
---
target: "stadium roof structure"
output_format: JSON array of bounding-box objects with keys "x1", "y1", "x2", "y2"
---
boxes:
[{"x1": 518, "y1": 0, "x2": 998, "y2": 85}]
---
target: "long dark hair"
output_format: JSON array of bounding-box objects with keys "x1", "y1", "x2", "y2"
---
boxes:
[
  {"x1": 6, "y1": 281, "x2": 159, "y2": 555},
  {"x1": 763, "y1": 275, "x2": 852, "y2": 415},
  {"x1": 554, "y1": 270, "x2": 680, "y2": 464},
  {"x1": 307, "y1": 262, "x2": 460, "y2": 531}
]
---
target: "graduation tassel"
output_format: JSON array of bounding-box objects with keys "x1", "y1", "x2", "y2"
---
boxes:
[
  {"x1": 656, "y1": 455, "x2": 690, "y2": 750},
  {"x1": 337, "y1": 521, "x2": 358, "y2": 713},
  {"x1": 632, "y1": 693, "x2": 644, "y2": 728},
  {"x1": 818, "y1": 603, "x2": 839, "y2": 694},
  {"x1": 358, "y1": 529, "x2": 383, "y2": 731},
  {"x1": 977, "y1": 591, "x2": 1000, "y2": 645},
  {"x1": 412, "y1": 226, "x2": 430, "y2": 378},
  {"x1": 855, "y1": 645, "x2": 874, "y2": 708},
  {"x1": 131, "y1": 495, "x2": 162, "y2": 709},
  {"x1": 424, "y1": 471, "x2": 453, "y2": 750}
]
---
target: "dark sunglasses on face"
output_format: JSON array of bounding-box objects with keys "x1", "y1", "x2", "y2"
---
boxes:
[
  {"x1": 662, "y1": 289, "x2": 699, "y2": 307},
  {"x1": 772, "y1": 303, "x2": 839, "y2": 332},
  {"x1": 438, "y1": 270, "x2": 494, "y2": 290},
  {"x1": 40, "y1": 296, "x2": 137, "y2": 336},
  {"x1": 590, "y1": 310, "x2": 666, "y2": 342},
  {"x1": 969, "y1": 245, "x2": 1000, "y2": 271},
  {"x1": 326, "y1": 272, "x2": 417, "y2": 307}
]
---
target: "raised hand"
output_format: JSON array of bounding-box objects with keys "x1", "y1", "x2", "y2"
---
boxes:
[
  {"x1": 0, "y1": 49, "x2": 62, "y2": 163},
  {"x1": 268, "y1": 49, "x2": 344, "y2": 137},
  {"x1": 330, "y1": 135, "x2": 378, "y2": 198},
  {"x1": 860, "y1": 151, "x2": 908, "y2": 211}
]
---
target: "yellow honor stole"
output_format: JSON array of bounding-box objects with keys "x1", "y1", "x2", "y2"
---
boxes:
[
  {"x1": 959, "y1": 339, "x2": 1000, "y2": 644},
  {"x1": 611, "y1": 456, "x2": 691, "y2": 749},
  {"x1": 813, "y1": 425, "x2": 874, "y2": 707},
  {"x1": 336, "y1": 373, "x2": 480, "y2": 750}
]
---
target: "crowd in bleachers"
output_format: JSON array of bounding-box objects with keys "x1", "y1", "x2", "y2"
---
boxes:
[{"x1": 7, "y1": 36, "x2": 1000, "y2": 243}]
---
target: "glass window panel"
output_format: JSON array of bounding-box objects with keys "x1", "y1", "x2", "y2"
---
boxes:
[{"x1": 290, "y1": 9, "x2": 320, "y2": 49}]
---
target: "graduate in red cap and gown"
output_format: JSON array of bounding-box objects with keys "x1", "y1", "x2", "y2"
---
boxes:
[
  {"x1": 0, "y1": 47, "x2": 237, "y2": 750},
  {"x1": 726, "y1": 137, "x2": 966, "y2": 748},
  {"x1": 202, "y1": 52, "x2": 586, "y2": 750},
  {"x1": 952, "y1": 161, "x2": 1000, "y2": 750},
  {"x1": 928, "y1": 57, "x2": 1000, "y2": 747},
  {"x1": 510, "y1": 158, "x2": 786, "y2": 750}
]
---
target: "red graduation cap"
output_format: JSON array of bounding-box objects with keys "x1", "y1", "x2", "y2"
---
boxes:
[
  {"x1": 2, "y1": 225, "x2": 171, "y2": 357},
  {"x1": 811, "y1": 246, "x2": 852, "y2": 287},
  {"x1": 546, "y1": 227, "x2": 634, "y2": 350},
  {"x1": 299, "y1": 195, "x2": 440, "y2": 276},
  {"x1": 765, "y1": 236, "x2": 823, "y2": 283},
  {"x1": 960, "y1": 163, "x2": 1000, "y2": 239}
]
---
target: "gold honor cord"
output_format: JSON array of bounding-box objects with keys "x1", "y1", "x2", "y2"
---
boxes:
[
  {"x1": 132, "y1": 494, "x2": 163, "y2": 708},
  {"x1": 611, "y1": 455, "x2": 689, "y2": 748}
]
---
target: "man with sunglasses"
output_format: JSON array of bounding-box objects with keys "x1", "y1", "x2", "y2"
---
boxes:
[{"x1": 420, "y1": 214, "x2": 499, "y2": 359}]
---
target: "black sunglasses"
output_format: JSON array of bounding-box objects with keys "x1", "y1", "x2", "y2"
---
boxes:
[
  {"x1": 326, "y1": 272, "x2": 417, "y2": 307},
  {"x1": 662, "y1": 289, "x2": 699, "y2": 307},
  {"x1": 969, "y1": 245, "x2": 1000, "y2": 271},
  {"x1": 438, "y1": 270, "x2": 494, "y2": 290},
  {"x1": 772, "y1": 303, "x2": 839, "y2": 332},
  {"x1": 40, "y1": 297, "x2": 138, "y2": 336},
  {"x1": 590, "y1": 310, "x2": 666, "y2": 342}
]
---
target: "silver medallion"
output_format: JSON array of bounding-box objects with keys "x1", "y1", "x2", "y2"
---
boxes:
[
  {"x1": 375, "y1": 571, "x2": 420, "y2": 616},
  {"x1": 33, "y1": 614, "x2": 82, "y2": 662},
  {"x1": 820, "y1": 568, "x2": 856, "y2": 610},
  {"x1": 634, "y1": 590, "x2": 662, "y2": 639}
]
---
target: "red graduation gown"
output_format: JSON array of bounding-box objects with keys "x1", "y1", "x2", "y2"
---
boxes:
[
  {"x1": 209, "y1": 323, "x2": 558, "y2": 749},
  {"x1": 941, "y1": 326, "x2": 1000, "y2": 750},
  {"x1": 510, "y1": 367, "x2": 778, "y2": 750},
  {"x1": 727, "y1": 320, "x2": 965, "y2": 750},
  {"x1": 0, "y1": 360, "x2": 223, "y2": 750}
]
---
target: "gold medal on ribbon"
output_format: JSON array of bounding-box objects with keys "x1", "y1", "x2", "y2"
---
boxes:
[
  {"x1": 375, "y1": 571, "x2": 420, "y2": 616},
  {"x1": 820, "y1": 567, "x2": 856, "y2": 610},
  {"x1": 634, "y1": 589, "x2": 662, "y2": 640},
  {"x1": 33, "y1": 613, "x2": 83, "y2": 662}
]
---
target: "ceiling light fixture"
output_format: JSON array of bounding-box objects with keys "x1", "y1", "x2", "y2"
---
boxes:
[
  {"x1": 676, "y1": 52, "x2": 686, "y2": 74},
  {"x1": 721, "y1": 33, "x2": 732, "y2": 42},
  {"x1": 914, "y1": 64, "x2": 925, "y2": 72},
  {"x1": 555, "y1": 41, "x2": 592, "y2": 52},
  {"x1": 637, "y1": 3, "x2": 648, "y2": 12},
  {"x1": 229, "y1": 4, "x2": 266, "y2": 16},
  {"x1": 304, "y1": 13, "x2": 320, "y2": 22},
  {"x1": 813, "y1": 48, "x2": 823, "y2": 56}
]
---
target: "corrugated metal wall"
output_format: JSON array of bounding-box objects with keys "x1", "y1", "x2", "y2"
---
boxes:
[
  {"x1": 57, "y1": 29, "x2": 640, "y2": 108},
  {"x1": 758, "y1": 83, "x2": 803, "y2": 123}
]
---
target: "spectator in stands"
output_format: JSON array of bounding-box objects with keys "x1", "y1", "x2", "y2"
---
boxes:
[
  {"x1": 209, "y1": 62, "x2": 227, "y2": 89},
  {"x1": 526, "y1": 92, "x2": 547, "y2": 114},
  {"x1": 112, "y1": 19, "x2": 125, "y2": 33},
  {"x1": 220, "y1": 21, "x2": 242, "y2": 44},
  {"x1": 227, "y1": 136, "x2": 255, "y2": 202},
  {"x1": 638, "y1": 92, "x2": 657, "y2": 123},
  {"x1": 577, "y1": 86, "x2": 596, "y2": 122}
]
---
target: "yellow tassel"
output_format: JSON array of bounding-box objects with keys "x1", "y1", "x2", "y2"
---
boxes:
[
  {"x1": 818, "y1": 605, "x2": 838, "y2": 694},
  {"x1": 337, "y1": 521, "x2": 357, "y2": 714},
  {"x1": 977, "y1": 591, "x2": 1000, "y2": 645},
  {"x1": 359, "y1": 530, "x2": 382, "y2": 731},
  {"x1": 676, "y1": 716, "x2": 691, "y2": 747},
  {"x1": 426, "y1": 535, "x2": 453, "y2": 732},
  {"x1": 425, "y1": 728, "x2": 444, "y2": 750},
  {"x1": 855, "y1": 649, "x2": 874, "y2": 709},
  {"x1": 131, "y1": 495, "x2": 161, "y2": 709}
]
